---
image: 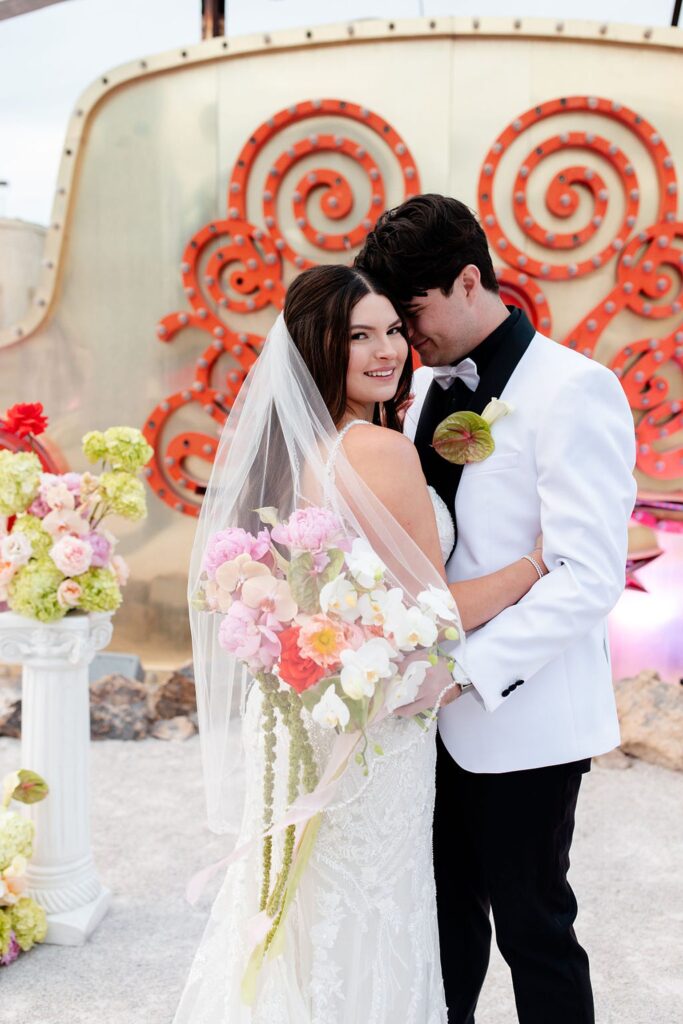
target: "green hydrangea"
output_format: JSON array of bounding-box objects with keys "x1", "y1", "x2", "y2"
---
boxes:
[
  {"x1": 7, "y1": 558, "x2": 65, "y2": 623},
  {"x1": 10, "y1": 897, "x2": 47, "y2": 952},
  {"x1": 81, "y1": 430, "x2": 108, "y2": 463},
  {"x1": 103, "y1": 427, "x2": 153, "y2": 473},
  {"x1": 78, "y1": 567, "x2": 122, "y2": 613},
  {"x1": 0, "y1": 451, "x2": 41, "y2": 516},
  {"x1": 82, "y1": 427, "x2": 153, "y2": 473},
  {"x1": 99, "y1": 472, "x2": 147, "y2": 521},
  {"x1": 0, "y1": 811, "x2": 34, "y2": 871},
  {"x1": 12, "y1": 515, "x2": 52, "y2": 557},
  {"x1": 0, "y1": 908, "x2": 12, "y2": 956}
]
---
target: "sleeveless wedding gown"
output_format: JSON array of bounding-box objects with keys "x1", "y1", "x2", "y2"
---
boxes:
[{"x1": 174, "y1": 421, "x2": 456, "y2": 1024}]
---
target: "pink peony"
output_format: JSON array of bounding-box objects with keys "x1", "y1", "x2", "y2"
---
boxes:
[
  {"x1": 49, "y1": 535, "x2": 93, "y2": 576},
  {"x1": 111, "y1": 555, "x2": 129, "y2": 587},
  {"x1": 202, "y1": 528, "x2": 271, "y2": 580},
  {"x1": 57, "y1": 579, "x2": 82, "y2": 608},
  {"x1": 217, "y1": 600, "x2": 281, "y2": 674},
  {"x1": 87, "y1": 531, "x2": 111, "y2": 568},
  {"x1": 271, "y1": 507, "x2": 343, "y2": 552}
]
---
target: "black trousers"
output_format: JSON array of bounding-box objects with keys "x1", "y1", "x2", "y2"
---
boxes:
[{"x1": 433, "y1": 734, "x2": 594, "y2": 1024}]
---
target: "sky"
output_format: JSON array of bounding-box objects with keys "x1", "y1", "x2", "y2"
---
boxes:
[{"x1": 0, "y1": 0, "x2": 678, "y2": 224}]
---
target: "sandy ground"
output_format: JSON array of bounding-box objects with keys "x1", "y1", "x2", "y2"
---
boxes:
[{"x1": 1, "y1": 736, "x2": 681, "y2": 1024}]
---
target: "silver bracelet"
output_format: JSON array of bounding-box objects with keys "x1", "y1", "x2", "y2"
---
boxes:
[{"x1": 523, "y1": 553, "x2": 545, "y2": 580}]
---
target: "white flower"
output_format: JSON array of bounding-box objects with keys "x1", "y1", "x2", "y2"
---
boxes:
[
  {"x1": 0, "y1": 532, "x2": 32, "y2": 567},
  {"x1": 357, "y1": 587, "x2": 404, "y2": 629},
  {"x1": 320, "y1": 575, "x2": 360, "y2": 622},
  {"x1": 340, "y1": 638, "x2": 397, "y2": 700},
  {"x1": 481, "y1": 397, "x2": 514, "y2": 427},
  {"x1": 387, "y1": 605, "x2": 438, "y2": 652},
  {"x1": 385, "y1": 660, "x2": 431, "y2": 713},
  {"x1": 346, "y1": 538, "x2": 387, "y2": 589},
  {"x1": 417, "y1": 584, "x2": 459, "y2": 623},
  {"x1": 311, "y1": 684, "x2": 350, "y2": 730},
  {"x1": 42, "y1": 478, "x2": 75, "y2": 512}
]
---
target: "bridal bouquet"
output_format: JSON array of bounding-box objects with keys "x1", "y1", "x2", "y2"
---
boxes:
[
  {"x1": 0, "y1": 770, "x2": 49, "y2": 966},
  {"x1": 194, "y1": 505, "x2": 459, "y2": 976},
  {"x1": 0, "y1": 406, "x2": 153, "y2": 622}
]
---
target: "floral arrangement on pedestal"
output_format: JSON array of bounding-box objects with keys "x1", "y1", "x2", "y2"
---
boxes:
[
  {"x1": 193, "y1": 505, "x2": 460, "y2": 982},
  {"x1": 0, "y1": 403, "x2": 153, "y2": 622},
  {"x1": 0, "y1": 769, "x2": 49, "y2": 966}
]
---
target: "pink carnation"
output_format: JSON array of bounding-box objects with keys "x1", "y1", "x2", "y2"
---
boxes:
[
  {"x1": 49, "y1": 535, "x2": 93, "y2": 576},
  {"x1": 202, "y1": 528, "x2": 271, "y2": 580},
  {"x1": 87, "y1": 531, "x2": 111, "y2": 568},
  {"x1": 271, "y1": 507, "x2": 343, "y2": 552},
  {"x1": 28, "y1": 495, "x2": 50, "y2": 518},
  {"x1": 217, "y1": 600, "x2": 281, "y2": 673}
]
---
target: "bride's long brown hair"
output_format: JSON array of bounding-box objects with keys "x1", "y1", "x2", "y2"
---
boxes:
[{"x1": 283, "y1": 265, "x2": 413, "y2": 432}]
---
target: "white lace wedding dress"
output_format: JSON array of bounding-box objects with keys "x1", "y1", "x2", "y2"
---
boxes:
[{"x1": 174, "y1": 422, "x2": 455, "y2": 1024}]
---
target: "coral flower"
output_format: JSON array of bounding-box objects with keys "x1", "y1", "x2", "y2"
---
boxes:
[
  {"x1": 297, "y1": 614, "x2": 348, "y2": 669},
  {"x1": 278, "y1": 627, "x2": 327, "y2": 693}
]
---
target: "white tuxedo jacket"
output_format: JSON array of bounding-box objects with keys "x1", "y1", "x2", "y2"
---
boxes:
[{"x1": 405, "y1": 333, "x2": 637, "y2": 773}]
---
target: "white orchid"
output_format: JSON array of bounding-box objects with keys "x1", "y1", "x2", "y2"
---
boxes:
[
  {"x1": 385, "y1": 660, "x2": 432, "y2": 713},
  {"x1": 417, "y1": 584, "x2": 459, "y2": 623},
  {"x1": 387, "y1": 605, "x2": 438, "y2": 652},
  {"x1": 357, "y1": 587, "x2": 404, "y2": 629},
  {"x1": 340, "y1": 637, "x2": 397, "y2": 700},
  {"x1": 346, "y1": 538, "x2": 387, "y2": 589},
  {"x1": 0, "y1": 532, "x2": 32, "y2": 567},
  {"x1": 311, "y1": 684, "x2": 351, "y2": 730},
  {"x1": 319, "y1": 575, "x2": 360, "y2": 622}
]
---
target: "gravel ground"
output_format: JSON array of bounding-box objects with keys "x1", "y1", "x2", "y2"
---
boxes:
[{"x1": 1, "y1": 736, "x2": 681, "y2": 1024}]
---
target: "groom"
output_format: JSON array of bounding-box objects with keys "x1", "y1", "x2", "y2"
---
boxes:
[{"x1": 356, "y1": 195, "x2": 636, "y2": 1024}]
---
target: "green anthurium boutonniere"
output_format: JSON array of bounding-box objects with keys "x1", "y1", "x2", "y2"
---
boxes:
[{"x1": 432, "y1": 398, "x2": 514, "y2": 465}]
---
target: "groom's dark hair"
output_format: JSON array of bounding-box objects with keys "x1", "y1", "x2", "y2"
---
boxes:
[{"x1": 355, "y1": 194, "x2": 499, "y2": 302}]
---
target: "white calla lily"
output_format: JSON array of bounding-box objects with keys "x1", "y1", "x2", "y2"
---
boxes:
[
  {"x1": 311, "y1": 684, "x2": 350, "y2": 730},
  {"x1": 481, "y1": 397, "x2": 514, "y2": 427}
]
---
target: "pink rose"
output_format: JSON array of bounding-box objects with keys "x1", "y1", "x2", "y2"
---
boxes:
[
  {"x1": 28, "y1": 495, "x2": 50, "y2": 518},
  {"x1": 271, "y1": 507, "x2": 343, "y2": 552},
  {"x1": 40, "y1": 476, "x2": 75, "y2": 512},
  {"x1": 57, "y1": 579, "x2": 82, "y2": 608},
  {"x1": 49, "y1": 535, "x2": 93, "y2": 576},
  {"x1": 202, "y1": 528, "x2": 271, "y2": 579},
  {"x1": 217, "y1": 600, "x2": 281, "y2": 673}
]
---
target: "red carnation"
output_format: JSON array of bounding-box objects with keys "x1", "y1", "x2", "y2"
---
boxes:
[
  {"x1": 278, "y1": 626, "x2": 326, "y2": 694},
  {"x1": 1, "y1": 402, "x2": 49, "y2": 439}
]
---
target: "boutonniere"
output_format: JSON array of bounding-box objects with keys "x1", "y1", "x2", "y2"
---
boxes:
[{"x1": 432, "y1": 398, "x2": 514, "y2": 465}]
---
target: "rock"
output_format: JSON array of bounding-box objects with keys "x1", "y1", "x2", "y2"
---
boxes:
[
  {"x1": 150, "y1": 715, "x2": 196, "y2": 741},
  {"x1": 148, "y1": 663, "x2": 196, "y2": 720},
  {"x1": 90, "y1": 674, "x2": 150, "y2": 740},
  {"x1": 593, "y1": 748, "x2": 633, "y2": 770},
  {"x1": 615, "y1": 672, "x2": 683, "y2": 771},
  {"x1": 0, "y1": 681, "x2": 22, "y2": 738}
]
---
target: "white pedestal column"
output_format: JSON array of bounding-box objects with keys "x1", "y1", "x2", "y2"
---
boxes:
[{"x1": 0, "y1": 610, "x2": 113, "y2": 945}]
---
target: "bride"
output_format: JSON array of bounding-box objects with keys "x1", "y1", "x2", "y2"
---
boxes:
[{"x1": 174, "y1": 265, "x2": 546, "y2": 1023}]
